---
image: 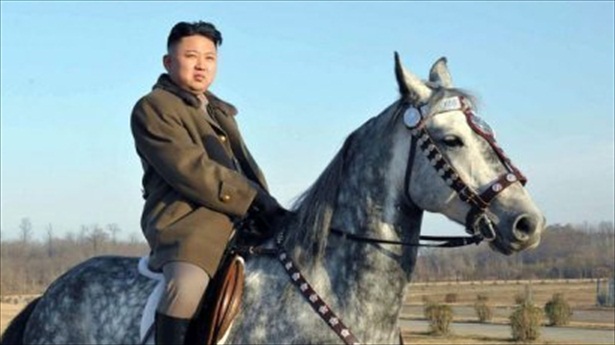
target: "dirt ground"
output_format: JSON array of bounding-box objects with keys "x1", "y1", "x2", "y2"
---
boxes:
[
  {"x1": 401, "y1": 330, "x2": 591, "y2": 344},
  {"x1": 1, "y1": 279, "x2": 613, "y2": 343},
  {"x1": 402, "y1": 330, "x2": 561, "y2": 344},
  {"x1": 1, "y1": 302, "x2": 25, "y2": 335}
]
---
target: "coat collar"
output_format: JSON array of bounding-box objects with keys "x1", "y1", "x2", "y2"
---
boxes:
[{"x1": 153, "y1": 74, "x2": 238, "y2": 116}]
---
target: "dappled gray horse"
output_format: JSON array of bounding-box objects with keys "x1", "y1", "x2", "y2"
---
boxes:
[{"x1": 1, "y1": 54, "x2": 545, "y2": 345}]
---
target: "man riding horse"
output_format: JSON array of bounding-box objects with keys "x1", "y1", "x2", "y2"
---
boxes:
[
  {"x1": 1, "y1": 33, "x2": 546, "y2": 345},
  {"x1": 130, "y1": 21, "x2": 287, "y2": 345}
]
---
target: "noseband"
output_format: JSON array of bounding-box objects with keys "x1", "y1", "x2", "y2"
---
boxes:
[{"x1": 401, "y1": 95, "x2": 527, "y2": 242}]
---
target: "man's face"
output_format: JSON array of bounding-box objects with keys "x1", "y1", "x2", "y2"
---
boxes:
[{"x1": 164, "y1": 35, "x2": 217, "y2": 95}]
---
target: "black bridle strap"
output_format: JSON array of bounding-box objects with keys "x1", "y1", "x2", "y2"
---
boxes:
[
  {"x1": 400, "y1": 115, "x2": 484, "y2": 248},
  {"x1": 330, "y1": 227, "x2": 482, "y2": 248},
  {"x1": 403, "y1": 134, "x2": 418, "y2": 206}
]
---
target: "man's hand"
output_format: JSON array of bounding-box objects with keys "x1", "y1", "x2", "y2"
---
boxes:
[{"x1": 245, "y1": 182, "x2": 290, "y2": 241}]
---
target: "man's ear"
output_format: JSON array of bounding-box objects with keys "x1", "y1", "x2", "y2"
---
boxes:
[{"x1": 162, "y1": 54, "x2": 172, "y2": 72}]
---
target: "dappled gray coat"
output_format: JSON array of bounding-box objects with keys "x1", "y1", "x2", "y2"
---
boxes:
[{"x1": 131, "y1": 74, "x2": 267, "y2": 276}]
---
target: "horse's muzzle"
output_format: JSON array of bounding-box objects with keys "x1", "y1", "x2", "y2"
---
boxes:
[{"x1": 490, "y1": 213, "x2": 545, "y2": 255}]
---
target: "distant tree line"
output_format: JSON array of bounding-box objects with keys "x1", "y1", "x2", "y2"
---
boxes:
[
  {"x1": 412, "y1": 221, "x2": 614, "y2": 282},
  {"x1": 0, "y1": 219, "x2": 613, "y2": 295},
  {"x1": 1, "y1": 218, "x2": 149, "y2": 295}
]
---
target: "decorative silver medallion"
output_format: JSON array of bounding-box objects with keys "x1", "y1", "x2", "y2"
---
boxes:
[{"x1": 403, "y1": 107, "x2": 422, "y2": 128}]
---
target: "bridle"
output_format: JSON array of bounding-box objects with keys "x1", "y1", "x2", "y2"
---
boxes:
[
  {"x1": 232, "y1": 96, "x2": 528, "y2": 345},
  {"x1": 330, "y1": 95, "x2": 527, "y2": 249},
  {"x1": 400, "y1": 95, "x2": 527, "y2": 242}
]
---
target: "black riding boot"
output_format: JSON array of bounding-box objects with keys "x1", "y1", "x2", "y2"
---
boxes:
[{"x1": 155, "y1": 312, "x2": 191, "y2": 345}]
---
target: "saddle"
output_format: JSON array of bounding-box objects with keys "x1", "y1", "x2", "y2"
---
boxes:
[{"x1": 186, "y1": 253, "x2": 245, "y2": 345}]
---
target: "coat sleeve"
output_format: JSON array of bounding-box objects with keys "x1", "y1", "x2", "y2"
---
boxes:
[{"x1": 131, "y1": 96, "x2": 257, "y2": 217}]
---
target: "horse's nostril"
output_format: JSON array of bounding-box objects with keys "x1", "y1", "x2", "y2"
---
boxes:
[{"x1": 513, "y1": 215, "x2": 536, "y2": 241}]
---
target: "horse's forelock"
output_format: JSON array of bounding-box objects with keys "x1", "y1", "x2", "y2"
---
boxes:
[
  {"x1": 390, "y1": 87, "x2": 478, "y2": 126},
  {"x1": 428, "y1": 88, "x2": 479, "y2": 112}
]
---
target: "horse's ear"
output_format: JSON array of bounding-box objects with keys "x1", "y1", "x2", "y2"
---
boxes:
[
  {"x1": 429, "y1": 57, "x2": 453, "y2": 88},
  {"x1": 394, "y1": 52, "x2": 432, "y2": 104}
]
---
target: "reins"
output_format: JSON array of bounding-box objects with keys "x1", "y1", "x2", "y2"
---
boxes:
[
  {"x1": 234, "y1": 226, "x2": 483, "y2": 258},
  {"x1": 329, "y1": 227, "x2": 483, "y2": 248}
]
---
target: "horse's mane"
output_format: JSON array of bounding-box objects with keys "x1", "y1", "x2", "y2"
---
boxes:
[
  {"x1": 287, "y1": 129, "x2": 357, "y2": 267},
  {"x1": 286, "y1": 87, "x2": 477, "y2": 267}
]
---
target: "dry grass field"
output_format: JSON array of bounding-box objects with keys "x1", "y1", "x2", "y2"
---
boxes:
[
  {"x1": 404, "y1": 278, "x2": 603, "y2": 308},
  {"x1": 1, "y1": 279, "x2": 613, "y2": 343},
  {"x1": 400, "y1": 279, "x2": 614, "y2": 344},
  {"x1": 403, "y1": 279, "x2": 614, "y2": 328}
]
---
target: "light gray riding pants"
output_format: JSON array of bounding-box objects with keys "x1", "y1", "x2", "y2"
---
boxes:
[{"x1": 157, "y1": 261, "x2": 210, "y2": 319}]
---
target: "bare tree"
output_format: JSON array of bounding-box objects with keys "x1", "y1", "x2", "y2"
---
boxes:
[
  {"x1": 129, "y1": 231, "x2": 141, "y2": 245},
  {"x1": 19, "y1": 217, "x2": 33, "y2": 244},
  {"x1": 79, "y1": 225, "x2": 88, "y2": 239},
  {"x1": 46, "y1": 223, "x2": 54, "y2": 258},
  {"x1": 107, "y1": 223, "x2": 121, "y2": 245},
  {"x1": 88, "y1": 224, "x2": 109, "y2": 254}
]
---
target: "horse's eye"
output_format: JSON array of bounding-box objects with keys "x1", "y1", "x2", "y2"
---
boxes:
[{"x1": 442, "y1": 135, "x2": 464, "y2": 148}]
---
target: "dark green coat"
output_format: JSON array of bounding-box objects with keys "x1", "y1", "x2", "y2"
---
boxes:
[{"x1": 131, "y1": 74, "x2": 267, "y2": 275}]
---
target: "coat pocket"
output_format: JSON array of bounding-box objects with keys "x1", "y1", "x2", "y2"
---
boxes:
[{"x1": 154, "y1": 194, "x2": 196, "y2": 231}]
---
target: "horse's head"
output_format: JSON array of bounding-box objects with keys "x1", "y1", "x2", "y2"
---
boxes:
[{"x1": 394, "y1": 53, "x2": 545, "y2": 254}]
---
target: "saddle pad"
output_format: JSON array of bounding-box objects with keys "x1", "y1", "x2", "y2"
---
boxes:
[{"x1": 137, "y1": 256, "x2": 164, "y2": 345}]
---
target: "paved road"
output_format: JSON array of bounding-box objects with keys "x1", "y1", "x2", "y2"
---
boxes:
[{"x1": 400, "y1": 319, "x2": 615, "y2": 344}]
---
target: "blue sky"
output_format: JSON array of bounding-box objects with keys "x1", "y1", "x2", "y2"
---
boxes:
[{"x1": 1, "y1": 1, "x2": 613, "y2": 241}]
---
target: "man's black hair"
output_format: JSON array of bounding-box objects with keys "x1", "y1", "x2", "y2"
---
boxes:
[{"x1": 167, "y1": 21, "x2": 222, "y2": 51}]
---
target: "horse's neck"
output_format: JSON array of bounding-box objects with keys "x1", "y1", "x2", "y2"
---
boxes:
[
  {"x1": 278, "y1": 118, "x2": 423, "y2": 342},
  {"x1": 298, "y1": 185, "x2": 423, "y2": 342},
  {"x1": 328, "y1": 206, "x2": 422, "y2": 340}
]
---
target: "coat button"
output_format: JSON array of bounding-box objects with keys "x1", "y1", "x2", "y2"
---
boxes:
[
  {"x1": 219, "y1": 135, "x2": 227, "y2": 142},
  {"x1": 221, "y1": 194, "x2": 231, "y2": 202}
]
